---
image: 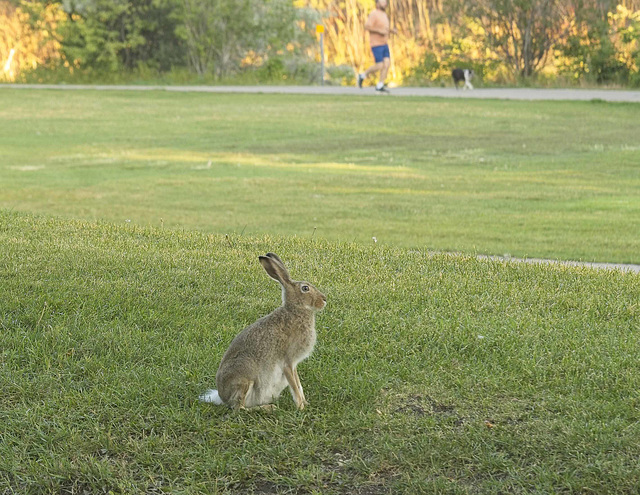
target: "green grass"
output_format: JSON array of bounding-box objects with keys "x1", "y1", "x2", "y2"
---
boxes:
[
  {"x1": 1, "y1": 89, "x2": 639, "y2": 263},
  {"x1": 1, "y1": 210, "x2": 640, "y2": 494},
  {"x1": 16, "y1": 66, "x2": 319, "y2": 87}
]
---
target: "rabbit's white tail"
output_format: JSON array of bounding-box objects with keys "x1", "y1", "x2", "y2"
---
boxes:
[{"x1": 199, "y1": 389, "x2": 224, "y2": 405}]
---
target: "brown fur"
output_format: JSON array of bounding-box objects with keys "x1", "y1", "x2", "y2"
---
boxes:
[{"x1": 208, "y1": 253, "x2": 326, "y2": 410}]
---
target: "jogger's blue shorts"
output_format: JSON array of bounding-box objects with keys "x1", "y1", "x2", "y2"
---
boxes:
[{"x1": 371, "y1": 44, "x2": 390, "y2": 63}]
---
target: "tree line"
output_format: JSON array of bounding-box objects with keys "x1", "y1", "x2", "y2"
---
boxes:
[{"x1": 2, "y1": 0, "x2": 639, "y2": 86}]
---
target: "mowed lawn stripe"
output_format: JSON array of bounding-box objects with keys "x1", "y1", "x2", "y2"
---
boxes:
[{"x1": 0, "y1": 90, "x2": 639, "y2": 262}]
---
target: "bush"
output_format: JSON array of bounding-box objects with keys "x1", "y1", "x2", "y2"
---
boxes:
[
  {"x1": 404, "y1": 51, "x2": 488, "y2": 87},
  {"x1": 326, "y1": 64, "x2": 354, "y2": 85}
]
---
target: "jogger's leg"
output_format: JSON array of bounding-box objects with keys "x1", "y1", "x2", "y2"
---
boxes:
[
  {"x1": 378, "y1": 57, "x2": 390, "y2": 86},
  {"x1": 363, "y1": 62, "x2": 383, "y2": 79}
]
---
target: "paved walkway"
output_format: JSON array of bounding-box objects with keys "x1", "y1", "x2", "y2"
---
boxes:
[
  {"x1": 2, "y1": 83, "x2": 640, "y2": 102},
  {"x1": 475, "y1": 255, "x2": 640, "y2": 275}
]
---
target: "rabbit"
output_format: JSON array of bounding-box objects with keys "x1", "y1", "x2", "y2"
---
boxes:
[{"x1": 199, "y1": 253, "x2": 326, "y2": 410}]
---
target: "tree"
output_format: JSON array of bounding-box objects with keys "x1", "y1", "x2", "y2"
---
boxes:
[
  {"x1": 470, "y1": 0, "x2": 567, "y2": 78},
  {"x1": 178, "y1": 0, "x2": 297, "y2": 77},
  {"x1": 57, "y1": 0, "x2": 184, "y2": 72},
  {"x1": 1, "y1": 0, "x2": 65, "y2": 81}
]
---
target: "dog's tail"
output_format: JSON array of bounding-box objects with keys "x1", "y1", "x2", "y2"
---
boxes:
[{"x1": 199, "y1": 389, "x2": 224, "y2": 405}]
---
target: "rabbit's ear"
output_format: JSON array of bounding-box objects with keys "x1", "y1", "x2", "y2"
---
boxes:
[
  {"x1": 264, "y1": 252, "x2": 285, "y2": 266},
  {"x1": 259, "y1": 255, "x2": 293, "y2": 285}
]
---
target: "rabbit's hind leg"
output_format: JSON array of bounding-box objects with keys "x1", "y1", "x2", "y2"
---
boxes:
[
  {"x1": 227, "y1": 380, "x2": 254, "y2": 410},
  {"x1": 231, "y1": 381, "x2": 277, "y2": 411}
]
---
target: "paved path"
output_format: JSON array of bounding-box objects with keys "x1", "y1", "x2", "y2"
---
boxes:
[
  {"x1": 2, "y1": 83, "x2": 640, "y2": 102},
  {"x1": 475, "y1": 255, "x2": 640, "y2": 275}
]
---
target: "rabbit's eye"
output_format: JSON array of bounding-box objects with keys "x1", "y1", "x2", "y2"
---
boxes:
[{"x1": 301, "y1": 285, "x2": 310, "y2": 293}]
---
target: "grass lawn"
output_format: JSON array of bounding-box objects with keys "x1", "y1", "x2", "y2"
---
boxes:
[
  {"x1": 1, "y1": 210, "x2": 640, "y2": 494},
  {"x1": 0, "y1": 89, "x2": 639, "y2": 263}
]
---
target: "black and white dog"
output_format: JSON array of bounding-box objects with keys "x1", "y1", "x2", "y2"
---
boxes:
[{"x1": 452, "y1": 68, "x2": 474, "y2": 90}]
